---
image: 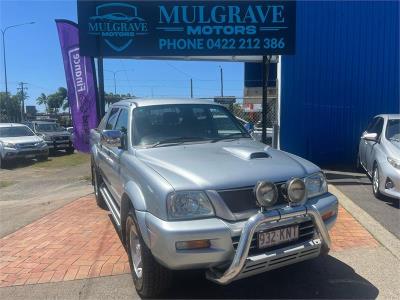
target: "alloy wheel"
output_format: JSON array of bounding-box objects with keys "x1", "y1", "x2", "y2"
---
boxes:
[
  {"x1": 373, "y1": 167, "x2": 379, "y2": 194},
  {"x1": 129, "y1": 224, "x2": 143, "y2": 279}
]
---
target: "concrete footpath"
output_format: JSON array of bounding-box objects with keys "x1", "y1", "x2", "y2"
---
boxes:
[{"x1": 0, "y1": 187, "x2": 399, "y2": 299}]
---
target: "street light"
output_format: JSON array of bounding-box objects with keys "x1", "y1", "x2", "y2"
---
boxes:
[
  {"x1": 219, "y1": 65, "x2": 224, "y2": 97},
  {"x1": 104, "y1": 69, "x2": 134, "y2": 95},
  {"x1": 1, "y1": 22, "x2": 35, "y2": 94}
]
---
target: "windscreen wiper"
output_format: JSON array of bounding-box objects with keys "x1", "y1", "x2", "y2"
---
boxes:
[
  {"x1": 211, "y1": 133, "x2": 250, "y2": 143},
  {"x1": 150, "y1": 137, "x2": 207, "y2": 148}
]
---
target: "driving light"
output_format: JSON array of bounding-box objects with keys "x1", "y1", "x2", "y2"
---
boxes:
[
  {"x1": 305, "y1": 172, "x2": 328, "y2": 198},
  {"x1": 286, "y1": 178, "x2": 306, "y2": 203},
  {"x1": 254, "y1": 181, "x2": 278, "y2": 208},
  {"x1": 167, "y1": 191, "x2": 214, "y2": 220},
  {"x1": 387, "y1": 157, "x2": 400, "y2": 170}
]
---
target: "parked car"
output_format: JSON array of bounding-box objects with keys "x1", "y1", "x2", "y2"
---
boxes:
[
  {"x1": 0, "y1": 123, "x2": 48, "y2": 168},
  {"x1": 358, "y1": 114, "x2": 400, "y2": 199},
  {"x1": 26, "y1": 121, "x2": 74, "y2": 154},
  {"x1": 90, "y1": 99, "x2": 338, "y2": 297}
]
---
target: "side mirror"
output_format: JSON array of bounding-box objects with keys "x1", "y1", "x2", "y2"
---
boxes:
[
  {"x1": 101, "y1": 130, "x2": 124, "y2": 148},
  {"x1": 244, "y1": 123, "x2": 254, "y2": 134},
  {"x1": 363, "y1": 132, "x2": 378, "y2": 142}
]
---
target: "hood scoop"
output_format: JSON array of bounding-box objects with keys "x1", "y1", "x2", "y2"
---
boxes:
[{"x1": 223, "y1": 146, "x2": 271, "y2": 160}]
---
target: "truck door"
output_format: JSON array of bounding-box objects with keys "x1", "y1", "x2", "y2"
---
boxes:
[
  {"x1": 106, "y1": 108, "x2": 129, "y2": 205},
  {"x1": 98, "y1": 107, "x2": 120, "y2": 198}
]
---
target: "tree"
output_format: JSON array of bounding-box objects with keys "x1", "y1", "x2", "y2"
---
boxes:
[
  {"x1": 36, "y1": 93, "x2": 48, "y2": 112},
  {"x1": 0, "y1": 92, "x2": 22, "y2": 122},
  {"x1": 36, "y1": 87, "x2": 68, "y2": 114}
]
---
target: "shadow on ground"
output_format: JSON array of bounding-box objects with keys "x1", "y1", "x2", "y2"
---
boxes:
[
  {"x1": 325, "y1": 168, "x2": 399, "y2": 209},
  {"x1": 107, "y1": 217, "x2": 379, "y2": 299},
  {"x1": 164, "y1": 255, "x2": 379, "y2": 299}
]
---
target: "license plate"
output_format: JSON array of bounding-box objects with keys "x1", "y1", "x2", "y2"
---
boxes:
[
  {"x1": 25, "y1": 154, "x2": 35, "y2": 158},
  {"x1": 258, "y1": 226, "x2": 299, "y2": 249}
]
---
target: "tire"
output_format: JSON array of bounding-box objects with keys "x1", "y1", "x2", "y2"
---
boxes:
[
  {"x1": 372, "y1": 163, "x2": 383, "y2": 199},
  {"x1": 126, "y1": 210, "x2": 172, "y2": 298},
  {"x1": 65, "y1": 147, "x2": 74, "y2": 155},
  {"x1": 92, "y1": 164, "x2": 108, "y2": 210},
  {"x1": 0, "y1": 156, "x2": 3, "y2": 169},
  {"x1": 37, "y1": 155, "x2": 48, "y2": 162}
]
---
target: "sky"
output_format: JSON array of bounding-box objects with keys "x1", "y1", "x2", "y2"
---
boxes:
[{"x1": 0, "y1": 0, "x2": 245, "y2": 112}]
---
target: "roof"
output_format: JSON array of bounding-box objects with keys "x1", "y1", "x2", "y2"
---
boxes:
[
  {"x1": 29, "y1": 120, "x2": 56, "y2": 124},
  {"x1": 0, "y1": 123, "x2": 27, "y2": 128},
  {"x1": 115, "y1": 98, "x2": 222, "y2": 108},
  {"x1": 376, "y1": 114, "x2": 400, "y2": 119}
]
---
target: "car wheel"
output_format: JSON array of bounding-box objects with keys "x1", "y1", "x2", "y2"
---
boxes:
[
  {"x1": 0, "y1": 156, "x2": 3, "y2": 169},
  {"x1": 92, "y1": 164, "x2": 108, "y2": 210},
  {"x1": 126, "y1": 210, "x2": 172, "y2": 298},
  {"x1": 372, "y1": 164, "x2": 383, "y2": 199},
  {"x1": 65, "y1": 147, "x2": 74, "y2": 155},
  {"x1": 37, "y1": 155, "x2": 48, "y2": 162}
]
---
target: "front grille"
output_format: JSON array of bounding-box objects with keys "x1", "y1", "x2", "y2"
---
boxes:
[
  {"x1": 232, "y1": 219, "x2": 315, "y2": 256},
  {"x1": 54, "y1": 136, "x2": 69, "y2": 141},
  {"x1": 218, "y1": 184, "x2": 287, "y2": 213},
  {"x1": 17, "y1": 143, "x2": 36, "y2": 149}
]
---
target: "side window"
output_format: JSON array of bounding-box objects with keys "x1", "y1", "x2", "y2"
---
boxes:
[
  {"x1": 114, "y1": 109, "x2": 129, "y2": 133},
  {"x1": 369, "y1": 118, "x2": 384, "y2": 135},
  {"x1": 366, "y1": 118, "x2": 378, "y2": 132},
  {"x1": 98, "y1": 112, "x2": 109, "y2": 131},
  {"x1": 105, "y1": 108, "x2": 120, "y2": 130}
]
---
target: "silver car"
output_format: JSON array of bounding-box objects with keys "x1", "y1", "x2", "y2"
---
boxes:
[
  {"x1": 90, "y1": 99, "x2": 338, "y2": 297},
  {"x1": 358, "y1": 114, "x2": 400, "y2": 199},
  {"x1": 0, "y1": 123, "x2": 49, "y2": 168}
]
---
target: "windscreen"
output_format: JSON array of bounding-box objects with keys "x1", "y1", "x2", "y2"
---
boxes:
[
  {"x1": 0, "y1": 126, "x2": 35, "y2": 137},
  {"x1": 35, "y1": 123, "x2": 63, "y2": 132},
  {"x1": 386, "y1": 119, "x2": 400, "y2": 141},
  {"x1": 132, "y1": 104, "x2": 249, "y2": 146}
]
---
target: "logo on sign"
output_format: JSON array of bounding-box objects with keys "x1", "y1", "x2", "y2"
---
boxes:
[{"x1": 88, "y1": 2, "x2": 148, "y2": 52}]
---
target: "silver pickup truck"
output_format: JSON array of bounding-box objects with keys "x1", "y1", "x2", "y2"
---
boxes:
[{"x1": 90, "y1": 99, "x2": 338, "y2": 297}]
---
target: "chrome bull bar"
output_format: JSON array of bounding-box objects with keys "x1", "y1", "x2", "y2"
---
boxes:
[{"x1": 206, "y1": 204, "x2": 331, "y2": 285}]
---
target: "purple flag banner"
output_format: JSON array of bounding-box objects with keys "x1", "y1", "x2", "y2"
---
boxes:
[{"x1": 56, "y1": 20, "x2": 98, "y2": 153}]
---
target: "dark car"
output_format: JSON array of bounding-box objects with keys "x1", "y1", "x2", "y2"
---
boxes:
[{"x1": 27, "y1": 121, "x2": 74, "y2": 154}]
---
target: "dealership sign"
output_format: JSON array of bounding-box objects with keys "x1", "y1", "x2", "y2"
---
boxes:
[{"x1": 77, "y1": 0, "x2": 296, "y2": 57}]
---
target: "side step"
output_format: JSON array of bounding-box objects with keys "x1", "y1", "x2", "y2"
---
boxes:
[{"x1": 99, "y1": 185, "x2": 121, "y2": 227}]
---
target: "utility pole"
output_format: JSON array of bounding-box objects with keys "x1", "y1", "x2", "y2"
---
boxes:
[
  {"x1": 190, "y1": 78, "x2": 193, "y2": 98},
  {"x1": 219, "y1": 66, "x2": 224, "y2": 97},
  {"x1": 17, "y1": 82, "x2": 28, "y2": 122}
]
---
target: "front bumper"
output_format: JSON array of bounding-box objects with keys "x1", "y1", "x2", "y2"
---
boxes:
[
  {"x1": 379, "y1": 161, "x2": 400, "y2": 199},
  {"x1": 46, "y1": 140, "x2": 73, "y2": 150},
  {"x1": 2, "y1": 147, "x2": 48, "y2": 160},
  {"x1": 140, "y1": 193, "x2": 338, "y2": 283}
]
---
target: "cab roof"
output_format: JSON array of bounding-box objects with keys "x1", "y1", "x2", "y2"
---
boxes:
[{"x1": 114, "y1": 98, "x2": 222, "y2": 108}]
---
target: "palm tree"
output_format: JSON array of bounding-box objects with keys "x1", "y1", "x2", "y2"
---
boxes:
[{"x1": 36, "y1": 93, "x2": 49, "y2": 112}]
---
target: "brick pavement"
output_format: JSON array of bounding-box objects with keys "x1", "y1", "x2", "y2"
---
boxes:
[{"x1": 0, "y1": 195, "x2": 378, "y2": 287}]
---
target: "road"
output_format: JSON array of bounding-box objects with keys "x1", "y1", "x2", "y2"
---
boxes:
[
  {"x1": 325, "y1": 169, "x2": 400, "y2": 238},
  {"x1": 0, "y1": 152, "x2": 92, "y2": 238}
]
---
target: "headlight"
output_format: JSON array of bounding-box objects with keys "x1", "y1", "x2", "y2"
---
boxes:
[
  {"x1": 305, "y1": 172, "x2": 328, "y2": 198},
  {"x1": 167, "y1": 191, "x2": 214, "y2": 220},
  {"x1": 35, "y1": 141, "x2": 47, "y2": 147},
  {"x1": 286, "y1": 178, "x2": 306, "y2": 203},
  {"x1": 254, "y1": 181, "x2": 278, "y2": 208},
  {"x1": 387, "y1": 157, "x2": 400, "y2": 170},
  {"x1": 2, "y1": 142, "x2": 16, "y2": 149}
]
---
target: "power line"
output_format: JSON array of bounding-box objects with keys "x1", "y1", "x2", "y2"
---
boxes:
[{"x1": 17, "y1": 82, "x2": 28, "y2": 121}]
